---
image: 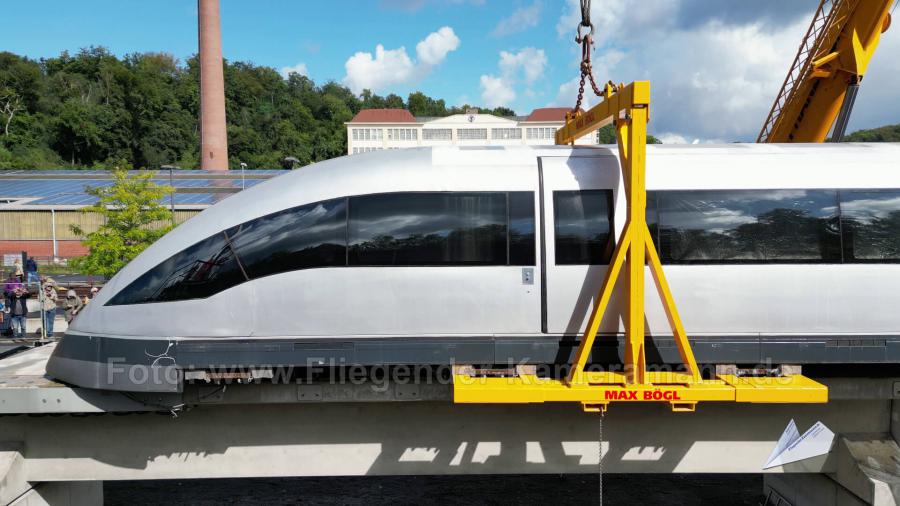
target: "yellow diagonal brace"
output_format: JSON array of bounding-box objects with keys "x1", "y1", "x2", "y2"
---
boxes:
[
  {"x1": 645, "y1": 226, "x2": 701, "y2": 381},
  {"x1": 566, "y1": 222, "x2": 632, "y2": 386}
]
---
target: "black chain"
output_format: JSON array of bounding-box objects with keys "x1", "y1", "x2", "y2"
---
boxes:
[{"x1": 572, "y1": 0, "x2": 610, "y2": 114}]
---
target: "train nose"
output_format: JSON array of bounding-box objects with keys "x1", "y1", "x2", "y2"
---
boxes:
[{"x1": 46, "y1": 334, "x2": 181, "y2": 393}]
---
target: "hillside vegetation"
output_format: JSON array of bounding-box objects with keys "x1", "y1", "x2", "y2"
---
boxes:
[
  {"x1": 0, "y1": 47, "x2": 515, "y2": 170},
  {"x1": 843, "y1": 123, "x2": 900, "y2": 142}
]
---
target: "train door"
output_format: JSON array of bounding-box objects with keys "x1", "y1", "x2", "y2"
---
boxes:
[{"x1": 538, "y1": 153, "x2": 624, "y2": 335}]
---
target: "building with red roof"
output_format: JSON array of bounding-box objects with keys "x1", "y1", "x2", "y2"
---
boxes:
[{"x1": 345, "y1": 107, "x2": 596, "y2": 155}]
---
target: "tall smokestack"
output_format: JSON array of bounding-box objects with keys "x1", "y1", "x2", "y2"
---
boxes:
[{"x1": 198, "y1": 0, "x2": 228, "y2": 170}]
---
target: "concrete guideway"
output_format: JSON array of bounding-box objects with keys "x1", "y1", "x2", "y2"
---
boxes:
[{"x1": 0, "y1": 345, "x2": 899, "y2": 504}]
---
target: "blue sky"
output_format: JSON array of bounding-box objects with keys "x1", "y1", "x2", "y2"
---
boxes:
[{"x1": 4, "y1": 0, "x2": 899, "y2": 142}]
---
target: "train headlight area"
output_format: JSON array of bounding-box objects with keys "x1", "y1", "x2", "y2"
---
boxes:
[{"x1": 452, "y1": 82, "x2": 828, "y2": 412}]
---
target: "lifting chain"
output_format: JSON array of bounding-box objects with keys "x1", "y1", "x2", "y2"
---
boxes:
[{"x1": 573, "y1": 0, "x2": 614, "y2": 114}]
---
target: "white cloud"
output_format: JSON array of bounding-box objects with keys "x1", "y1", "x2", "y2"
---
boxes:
[
  {"x1": 480, "y1": 47, "x2": 547, "y2": 108},
  {"x1": 499, "y1": 47, "x2": 547, "y2": 84},
  {"x1": 480, "y1": 75, "x2": 516, "y2": 108},
  {"x1": 279, "y1": 62, "x2": 308, "y2": 79},
  {"x1": 342, "y1": 27, "x2": 460, "y2": 94},
  {"x1": 492, "y1": 2, "x2": 541, "y2": 37},
  {"x1": 416, "y1": 27, "x2": 460, "y2": 66},
  {"x1": 343, "y1": 45, "x2": 415, "y2": 94},
  {"x1": 657, "y1": 133, "x2": 691, "y2": 144}
]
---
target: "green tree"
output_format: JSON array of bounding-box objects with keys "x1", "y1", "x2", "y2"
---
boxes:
[
  {"x1": 597, "y1": 124, "x2": 662, "y2": 144},
  {"x1": 843, "y1": 124, "x2": 900, "y2": 142},
  {"x1": 70, "y1": 167, "x2": 174, "y2": 277}
]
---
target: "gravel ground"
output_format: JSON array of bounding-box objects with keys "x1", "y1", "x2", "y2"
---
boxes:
[{"x1": 105, "y1": 474, "x2": 763, "y2": 505}]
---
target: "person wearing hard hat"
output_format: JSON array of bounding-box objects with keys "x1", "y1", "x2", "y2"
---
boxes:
[{"x1": 64, "y1": 290, "x2": 83, "y2": 324}]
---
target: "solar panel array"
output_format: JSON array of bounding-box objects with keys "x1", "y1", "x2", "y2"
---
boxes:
[
  {"x1": 0, "y1": 169, "x2": 287, "y2": 176},
  {"x1": 0, "y1": 172, "x2": 280, "y2": 206}
]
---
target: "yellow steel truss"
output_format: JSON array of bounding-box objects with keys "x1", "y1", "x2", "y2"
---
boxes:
[
  {"x1": 452, "y1": 81, "x2": 828, "y2": 413},
  {"x1": 759, "y1": 0, "x2": 893, "y2": 143}
]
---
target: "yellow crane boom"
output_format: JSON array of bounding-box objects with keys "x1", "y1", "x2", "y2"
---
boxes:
[{"x1": 758, "y1": 0, "x2": 893, "y2": 143}]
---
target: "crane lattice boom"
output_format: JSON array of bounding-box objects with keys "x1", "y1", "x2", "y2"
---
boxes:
[{"x1": 758, "y1": 0, "x2": 893, "y2": 143}]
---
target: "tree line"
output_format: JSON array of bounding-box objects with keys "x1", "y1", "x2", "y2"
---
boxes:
[
  {"x1": 0, "y1": 47, "x2": 519, "y2": 170},
  {"x1": 3, "y1": 46, "x2": 892, "y2": 171}
]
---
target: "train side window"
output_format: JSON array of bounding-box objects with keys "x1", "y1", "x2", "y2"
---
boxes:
[
  {"x1": 840, "y1": 190, "x2": 900, "y2": 262},
  {"x1": 348, "y1": 192, "x2": 508, "y2": 266},
  {"x1": 107, "y1": 233, "x2": 247, "y2": 305},
  {"x1": 553, "y1": 190, "x2": 614, "y2": 265},
  {"x1": 647, "y1": 191, "x2": 660, "y2": 254},
  {"x1": 226, "y1": 198, "x2": 348, "y2": 278},
  {"x1": 508, "y1": 192, "x2": 536, "y2": 265},
  {"x1": 656, "y1": 190, "x2": 842, "y2": 263}
]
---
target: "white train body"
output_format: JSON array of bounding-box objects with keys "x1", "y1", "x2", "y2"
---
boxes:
[{"x1": 47, "y1": 144, "x2": 900, "y2": 391}]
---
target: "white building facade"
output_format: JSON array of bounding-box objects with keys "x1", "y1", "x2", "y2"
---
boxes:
[{"x1": 346, "y1": 108, "x2": 596, "y2": 155}]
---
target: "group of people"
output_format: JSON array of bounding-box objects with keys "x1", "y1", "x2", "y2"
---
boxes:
[{"x1": 1, "y1": 257, "x2": 98, "y2": 339}]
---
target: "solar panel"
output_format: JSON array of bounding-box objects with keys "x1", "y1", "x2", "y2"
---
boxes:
[{"x1": 1, "y1": 169, "x2": 288, "y2": 207}]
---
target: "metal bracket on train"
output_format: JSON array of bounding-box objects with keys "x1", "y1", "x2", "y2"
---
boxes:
[{"x1": 451, "y1": 80, "x2": 828, "y2": 413}]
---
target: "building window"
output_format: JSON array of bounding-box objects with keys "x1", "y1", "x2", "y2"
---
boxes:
[
  {"x1": 351, "y1": 128, "x2": 383, "y2": 141},
  {"x1": 526, "y1": 127, "x2": 557, "y2": 140},
  {"x1": 839, "y1": 190, "x2": 900, "y2": 262},
  {"x1": 491, "y1": 128, "x2": 522, "y2": 140},
  {"x1": 553, "y1": 190, "x2": 614, "y2": 265},
  {"x1": 388, "y1": 128, "x2": 417, "y2": 141},
  {"x1": 423, "y1": 129, "x2": 452, "y2": 140},
  {"x1": 457, "y1": 128, "x2": 488, "y2": 140},
  {"x1": 651, "y1": 190, "x2": 842, "y2": 263}
]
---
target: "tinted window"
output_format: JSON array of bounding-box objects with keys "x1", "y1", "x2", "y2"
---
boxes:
[
  {"x1": 108, "y1": 233, "x2": 247, "y2": 305},
  {"x1": 657, "y1": 190, "x2": 841, "y2": 263},
  {"x1": 348, "y1": 193, "x2": 507, "y2": 265},
  {"x1": 840, "y1": 190, "x2": 900, "y2": 262},
  {"x1": 554, "y1": 190, "x2": 614, "y2": 265},
  {"x1": 508, "y1": 192, "x2": 536, "y2": 265},
  {"x1": 647, "y1": 192, "x2": 660, "y2": 252},
  {"x1": 226, "y1": 199, "x2": 347, "y2": 278}
]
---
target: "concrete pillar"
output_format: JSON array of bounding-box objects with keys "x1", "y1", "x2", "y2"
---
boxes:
[{"x1": 198, "y1": 0, "x2": 229, "y2": 170}]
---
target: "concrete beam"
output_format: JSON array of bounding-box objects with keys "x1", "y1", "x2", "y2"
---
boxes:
[
  {"x1": 834, "y1": 435, "x2": 900, "y2": 505},
  {"x1": 0, "y1": 444, "x2": 28, "y2": 505},
  {"x1": 0, "y1": 400, "x2": 889, "y2": 481}
]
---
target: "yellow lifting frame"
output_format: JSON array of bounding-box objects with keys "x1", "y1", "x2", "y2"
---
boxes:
[{"x1": 452, "y1": 81, "x2": 828, "y2": 413}]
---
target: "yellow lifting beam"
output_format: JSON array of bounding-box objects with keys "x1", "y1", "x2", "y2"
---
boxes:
[{"x1": 452, "y1": 81, "x2": 828, "y2": 413}]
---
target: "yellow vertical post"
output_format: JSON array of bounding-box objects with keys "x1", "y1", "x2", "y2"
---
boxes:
[{"x1": 625, "y1": 106, "x2": 647, "y2": 384}]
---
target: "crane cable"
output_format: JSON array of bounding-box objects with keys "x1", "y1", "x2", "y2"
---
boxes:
[
  {"x1": 571, "y1": 4, "x2": 607, "y2": 504},
  {"x1": 573, "y1": 0, "x2": 613, "y2": 114}
]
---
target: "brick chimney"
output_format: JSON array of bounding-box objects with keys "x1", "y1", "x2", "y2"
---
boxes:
[{"x1": 198, "y1": 0, "x2": 228, "y2": 170}]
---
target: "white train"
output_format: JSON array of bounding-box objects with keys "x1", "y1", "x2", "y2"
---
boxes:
[{"x1": 47, "y1": 143, "x2": 900, "y2": 391}]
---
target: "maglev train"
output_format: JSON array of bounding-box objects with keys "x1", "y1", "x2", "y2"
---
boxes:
[{"x1": 47, "y1": 143, "x2": 900, "y2": 392}]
